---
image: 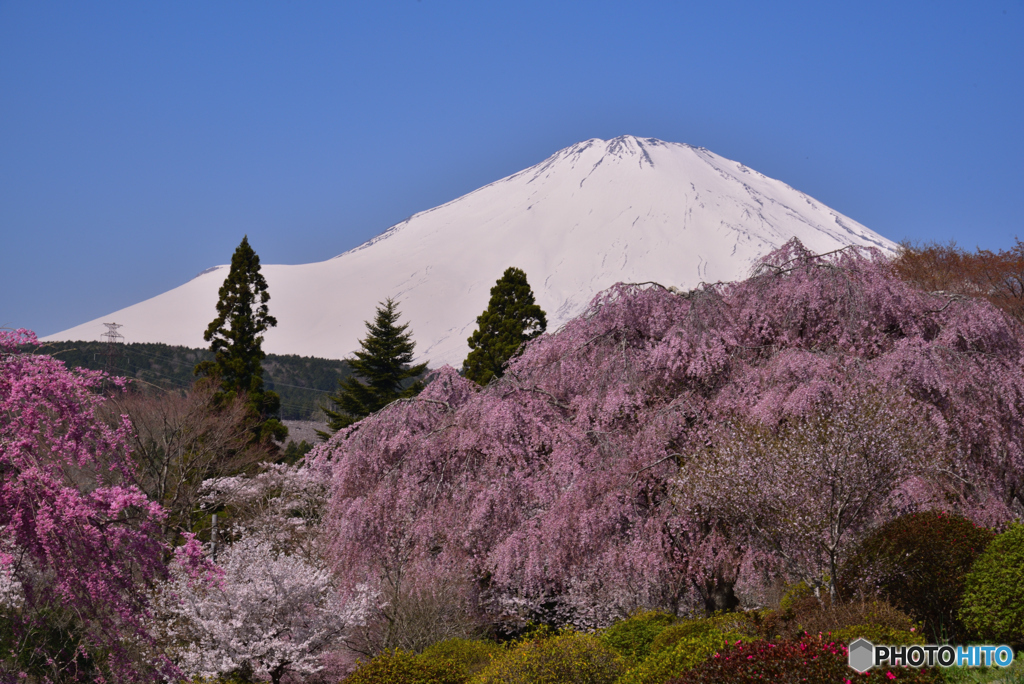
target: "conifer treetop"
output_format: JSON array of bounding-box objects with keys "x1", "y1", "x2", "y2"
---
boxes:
[
  {"x1": 196, "y1": 236, "x2": 286, "y2": 442},
  {"x1": 464, "y1": 266, "x2": 547, "y2": 385},
  {"x1": 200, "y1": 236, "x2": 276, "y2": 394},
  {"x1": 322, "y1": 298, "x2": 428, "y2": 434}
]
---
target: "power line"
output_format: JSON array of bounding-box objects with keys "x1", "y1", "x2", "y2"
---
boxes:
[{"x1": 265, "y1": 381, "x2": 334, "y2": 393}]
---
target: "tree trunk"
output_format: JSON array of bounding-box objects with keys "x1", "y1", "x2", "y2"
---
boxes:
[{"x1": 699, "y1": 572, "x2": 740, "y2": 614}]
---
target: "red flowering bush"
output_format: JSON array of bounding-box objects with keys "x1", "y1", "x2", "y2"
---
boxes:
[
  {"x1": 837, "y1": 511, "x2": 995, "y2": 641},
  {"x1": 666, "y1": 637, "x2": 944, "y2": 683}
]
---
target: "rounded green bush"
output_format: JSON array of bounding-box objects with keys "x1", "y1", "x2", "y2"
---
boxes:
[
  {"x1": 343, "y1": 648, "x2": 464, "y2": 684},
  {"x1": 704, "y1": 611, "x2": 759, "y2": 636},
  {"x1": 617, "y1": 627, "x2": 746, "y2": 684},
  {"x1": 598, "y1": 610, "x2": 675, "y2": 663},
  {"x1": 648, "y1": 620, "x2": 721, "y2": 656},
  {"x1": 780, "y1": 597, "x2": 919, "y2": 641},
  {"x1": 419, "y1": 638, "x2": 504, "y2": 679},
  {"x1": 837, "y1": 511, "x2": 994, "y2": 641},
  {"x1": 959, "y1": 522, "x2": 1024, "y2": 648},
  {"x1": 469, "y1": 632, "x2": 624, "y2": 684}
]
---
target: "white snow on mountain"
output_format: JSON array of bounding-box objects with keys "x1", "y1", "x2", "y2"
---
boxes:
[{"x1": 46, "y1": 136, "x2": 896, "y2": 366}]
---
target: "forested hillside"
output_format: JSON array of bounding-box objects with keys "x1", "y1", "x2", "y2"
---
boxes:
[{"x1": 27, "y1": 340, "x2": 350, "y2": 420}]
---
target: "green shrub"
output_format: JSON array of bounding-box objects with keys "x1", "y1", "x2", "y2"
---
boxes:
[
  {"x1": 831, "y1": 623, "x2": 925, "y2": 646},
  {"x1": 838, "y1": 511, "x2": 994, "y2": 641},
  {"x1": 779, "y1": 580, "x2": 815, "y2": 612},
  {"x1": 469, "y1": 632, "x2": 624, "y2": 684},
  {"x1": 645, "y1": 612, "x2": 761, "y2": 655},
  {"x1": 756, "y1": 595, "x2": 918, "y2": 643},
  {"x1": 959, "y1": 522, "x2": 1024, "y2": 648},
  {"x1": 704, "y1": 611, "x2": 760, "y2": 636},
  {"x1": 648, "y1": 621, "x2": 720, "y2": 656},
  {"x1": 419, "y1": 638, "x2": 504, "y2": 679},
  {"x1": 617, "y1": 627, "x2": 747, "y2": 684},
  {"x1": 598, "y1": 610, "x2": 675, "y2": 663},
  {"x1": 343, "y1": 648, "x2": 464, "y2": 684},
  {"x1": 939, "y1": 658, "x2": 1024, "y2": 684},
  {"x1": 198, "y1": 674, "x2": 259, "y2": 684},
  {"x1": 665, "y1": 636, "x2": 944, "y2": 683}
]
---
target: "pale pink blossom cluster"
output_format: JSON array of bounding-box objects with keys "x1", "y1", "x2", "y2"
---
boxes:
[
  {"x1": 155, "y1": 458, "x2": 366, "y2": 683},
  {"x1": 199, "y1": 459, "x2": 331, "y2": 555},
  {"x1": 158, "y1": 535, "x2": 369, "y2": 684}
]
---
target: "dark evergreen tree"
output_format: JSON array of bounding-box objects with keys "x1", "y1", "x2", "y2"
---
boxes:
[
  {"x1": 281, "y1": 439, "x2": 313, "y2": 465},
  {"x1": 195, "y1": 236, "x2": 287, "y2": 443},
  {"x1": 321, "y1": 298, "x2": 428, "y2": 436},
  {"x1": 463, "y1": 267, "x2": 547, "y2": 386}
]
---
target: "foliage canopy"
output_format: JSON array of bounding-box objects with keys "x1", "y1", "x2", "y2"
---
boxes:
[{"x1": 891, "y1": 238, "x2": 1024, "y2": 324}]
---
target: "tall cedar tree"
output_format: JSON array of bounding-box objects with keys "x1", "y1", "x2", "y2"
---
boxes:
[
  {"x1": 463, "y1": 266, "x2": 547, "y2": 385},
  {"x1": 321, "y1": 298, "x2": 427, "y2": 435},
  {"x1": 195, "y1": 236, "x2": 287, "y2": 443}
]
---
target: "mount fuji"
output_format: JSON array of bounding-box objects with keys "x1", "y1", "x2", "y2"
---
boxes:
[{"x1": 47, "y1": 136, "x2": 896, "y2": 367}]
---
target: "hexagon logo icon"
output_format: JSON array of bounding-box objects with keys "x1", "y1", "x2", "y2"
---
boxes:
[{"x1": 848, "y1": 638, "x2": 874, "y2": 673}]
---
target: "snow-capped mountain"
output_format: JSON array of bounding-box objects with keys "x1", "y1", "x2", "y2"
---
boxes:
[{"x1": 46, "y1": 136, "x2": 896, "y2": 366}]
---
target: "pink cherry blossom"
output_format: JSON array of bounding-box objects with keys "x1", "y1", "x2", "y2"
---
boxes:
[
  {"x1": 316, "y1": 241, "x2": 1023, "y2": 627},
  {"x1": 1, "y1": 330, "x2": 171, "y2": 680}
]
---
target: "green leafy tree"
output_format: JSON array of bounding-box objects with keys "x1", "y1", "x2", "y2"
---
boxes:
[
  {"x1": 195, "y1": 235, "x2": 287, "y2": 443},
  {"x1": 463, "y1": 267, "x2": 547, "y2": 385},
  {"x1": 321, "y1": 298, "x2": 428, "y2": 435}
]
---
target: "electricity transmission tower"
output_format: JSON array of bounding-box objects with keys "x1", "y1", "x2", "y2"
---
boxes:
[{"x1": 101, "y1": 323, "x2": 124, "y2": 389}]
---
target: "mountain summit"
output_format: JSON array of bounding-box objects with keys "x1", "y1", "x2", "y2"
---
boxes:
[{"x1": 47, "y1": 136, "x2": 896, "y2": 366}]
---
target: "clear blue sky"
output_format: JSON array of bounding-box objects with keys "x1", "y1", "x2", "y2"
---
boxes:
[{"x1": 2, "y1": 1, "x2": 1022, "y2": 337}]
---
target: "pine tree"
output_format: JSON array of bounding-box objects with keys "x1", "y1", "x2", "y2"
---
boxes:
[
  {"x1": 463, "y1": 267, "x2": 547, "y2": 386},
  {"x1": 195, "y1": 236, "x2": 287, "y2": 443},
  {"x1": 321, "y1": 298, "x2": 428, "y2": 435}
]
